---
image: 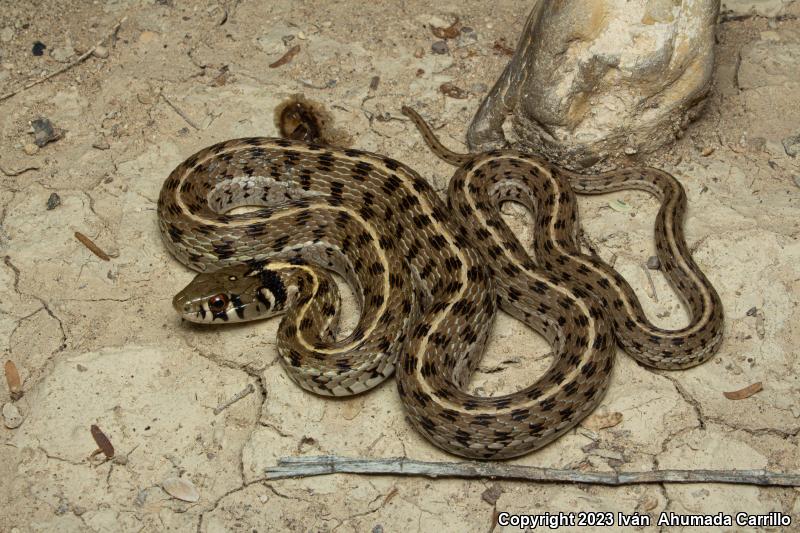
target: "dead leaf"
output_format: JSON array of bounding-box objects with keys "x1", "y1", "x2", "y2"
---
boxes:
[
  {"x1": 4, "y1": 360, "x2": 22, "y2": 400},
  {"x1": 582, "y1": 411, "x2": 623, "y2": 430},
  {"x1": 269, "y1": 45, "x2": 300, "y2": 68},
  {"x1": 162, "y1": 477, "x2": 200, "y2": 502},
  {"x1": 439, "y1": 82, "x2": 468, "y2": 99},
  {"x1": 723, "y1": 382, "x2": 763, "y2": 400},
  {"x1": 432, "y1": 16, "x2": 461, "y2": 40},
  {"x1": 90, "y1": 424, "x2": 115, "y2": 459}
]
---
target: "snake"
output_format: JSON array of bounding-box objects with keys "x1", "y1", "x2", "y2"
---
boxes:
[{"x1": 157, "y1": 106, "x2": 724, "y2": 460}]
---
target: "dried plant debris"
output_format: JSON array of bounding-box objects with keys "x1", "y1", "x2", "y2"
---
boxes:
[
  {"x1": 74, "y1": 231, "x2": 111, "y2": 261},
  {"x1": 274, "y1": 95, "x2": 349, "y2": 146},
  {"x1": 431, "y1": 16, "x2": 462, "y2": 40},
  {"x1": 439, "y1": 82, "x2": 468, "y2": 99},
  {"x1": 90, "y1": 424, "x2": 115, "y2": 460},
  {"x1": 162, "y1": 477, "x2": 200, "y2": 502},
  {"x1": 492, "y1": 38, "x2": 514, "y2": 56},
  {"x1": 269, "y1": 44, "x2": 300, "y2": 68},
  {"x1": 723, "y1": 382, "x2": 763, "y2": 400},
  {"x1": 4, "y1": 360, "x2": 23, "y2": 400}
]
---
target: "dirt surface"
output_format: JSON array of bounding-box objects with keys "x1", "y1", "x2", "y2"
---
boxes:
[{"x1": 1, "y1": 1, "x2": 799, "y2": 531}]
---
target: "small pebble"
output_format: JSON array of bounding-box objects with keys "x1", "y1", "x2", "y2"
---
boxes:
[
  {"x1": 793, "y1": 175, "x2": 800, "y2": 189},
  {"x1": 93, "y1": 45, "x2": 109, "y2": 59},
  {"x1": 701, "y1": 146, "x2": 715, "y2": 156},
  {"x1": 431, "y1": 40, "x2": 449, "y2": 54},
  {"x1": 646, "y1": 256, "x2": 661, "y2": 270},
  {"x1": 138, "y1": 31, "x2": 159, "y2": 44},
  {"x1": 135, "y1": 489, "x2": 148, "y2": 507},
  {"x1": 46, "y1": 192, "x2": 61, "y2": 210},
  {"x1": 55, "y1": 500, "x2": 69, "y2": 515},
  {"x1": 481, "y1": 483, "x2": 503, "y2": 505},
  {"x1": 782, "y1": 133, "x2": 800, "y2": 158},
  {"x1": 92, "y1": 139, "x2": 110, "y2": 150},
  {"x1": 414, "y1": 47, "x2": 425, "y2": 58},
  {"x1": 457, "y1": 26, "x2": 478, "y2": 46},
  {"x1": 23, "y1": 143, "x2": 39, "y2": 155},
  {"x1": 50, "y1": 44, "x2": 75, "y2": 63},
  {"x1": 72, "y1": 506, "x2": 87, "y2": 517},
  {"x1": 32, "y1": 41, "x2": 46, "y2": 56},
  {"x1": 31, "y1": 117, "x2": 62, "y2": 147},
  {"x1": 371, "y1": 526, "x2": 384, "y2": 533},
  {"x1": 2, "y1": 402, "x2": 23, "y2": 429}
]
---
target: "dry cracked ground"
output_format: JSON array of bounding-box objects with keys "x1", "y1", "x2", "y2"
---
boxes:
[{"x1": 1, "y1": 0, "x2": 799, "y2": 532}]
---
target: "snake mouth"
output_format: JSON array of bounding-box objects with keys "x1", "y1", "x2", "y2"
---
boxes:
[{"x1": 172, "y1": 290, "x2": 208, "y2": 322}]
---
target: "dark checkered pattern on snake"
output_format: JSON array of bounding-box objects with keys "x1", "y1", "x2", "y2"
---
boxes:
[{"x1": 157, "y1": 107, "x2": 723, "y2": 459}]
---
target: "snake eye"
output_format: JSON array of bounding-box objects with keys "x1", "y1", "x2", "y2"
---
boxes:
[{"x1": 208, "y1": 294, "x2": 229, "y2": 312}]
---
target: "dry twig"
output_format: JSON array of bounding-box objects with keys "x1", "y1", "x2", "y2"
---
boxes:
[
  {"x1": 0, "y1": 17, "x2": 126, "y2": 102},
  {"x1": 269, "y1": 45, "x2": 301, "y2": 68},
  {"x1": 74, "y1": 232, "x2": 111, "y2": 261},
  {"x1": 160, "y1": 93, "x2": 200, "y2": 130},
  {"x1": 213, "y1": 383, "x2": 255, "y2": 414},
  {"x1": 266, "y1": 456, "x2": 800, "y2": 487}
]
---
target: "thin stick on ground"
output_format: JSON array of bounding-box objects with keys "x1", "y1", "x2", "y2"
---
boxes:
[
  {"x1": 213, "y1": 383, "x2": 255, "y2": 414},
  {"x1": 0, "y1": 17, "x2": 127, "y2": 103},
  {"x1": 160, "y1": 92, "x2": 200, "y2": 130},
  {"x1": 265, "y1": 455, "x2": 800, "y2": 487}
]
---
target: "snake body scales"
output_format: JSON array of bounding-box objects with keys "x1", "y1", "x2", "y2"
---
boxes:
[{"x1": 157, "y1": 107, "x2": 723, "y2": 460}]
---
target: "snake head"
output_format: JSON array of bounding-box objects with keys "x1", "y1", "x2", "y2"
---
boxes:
[{"x1": 173, "y1": 265, "x2": 288, "y2": 323}]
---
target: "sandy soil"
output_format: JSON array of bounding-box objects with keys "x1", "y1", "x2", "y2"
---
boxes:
[{"x1": 1, "y1": 1, "x2": 799, "y2": 531}]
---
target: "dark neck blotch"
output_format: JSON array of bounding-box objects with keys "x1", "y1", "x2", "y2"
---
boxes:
[{"x1": 260, "y1": 269, "x2": 287, "y2": 307}]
